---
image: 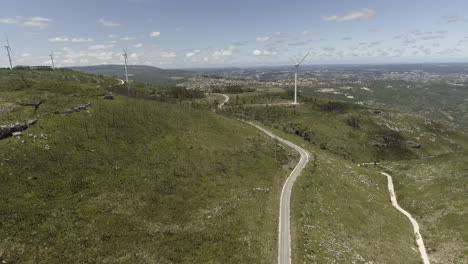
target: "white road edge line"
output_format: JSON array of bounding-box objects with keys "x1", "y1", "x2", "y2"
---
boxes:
[{"x1": 381, "y1": 172, "x2": 430, "y2": 264}]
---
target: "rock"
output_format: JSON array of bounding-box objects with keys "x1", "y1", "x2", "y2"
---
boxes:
[
  {"x1": 60, "y1": 102, "x2": 91, "y2": 115},
  {"x1": 0, "y1": 119, "x2": 38, "y2": 140},
  {"x1": 369, "y1": 141, "x2": 387, "y2": 147},
  {"x1": 406, "y1": 141, "x2": 421, "y2": 149},
  {"x1": 100, "y1": 94, "x2": 114, "y2": 100},
  {"x1": 26, "y1": 119, "x2": 38, "y2": 126},
  {"x1": 368, "y1": 109, "x2": 390, "y2": 117}
]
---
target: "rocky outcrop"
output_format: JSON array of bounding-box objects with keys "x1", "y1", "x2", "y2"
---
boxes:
[
  {"x1": 406, "y1": 141, "x2": 421, "y2": 149},
  {"x1": 368, "y1": 109, "x2": 390, "y2": 117},
  {"x1": 368, "y1": 141, "x2": 387, "y2": 147},
  {"x1": 0, "y1": 119, "x2": 37, "y2": 140},
  {"x1": 0, "y1": 103, "x2": 17, "y2": 114},
  {"x1": 99, "y1": 94, "x2": 114, "y2": 100},
  {"x1": 58, "y1": 102, "x2": 91, "y2": 115}
]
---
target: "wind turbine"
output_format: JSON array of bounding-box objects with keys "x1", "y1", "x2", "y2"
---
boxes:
[
  {"x1": 4, "y1": 37, "x2": 13, "y2": 69},
  {"x1": 122, "y1": 48, "x2": 129, "y2": 84},
  {"x1": 49, "y1": 51, "x2": 55, "y2": 70},
  {"x1": 289, "y1": 52, "x2": 309, "y2": 104}
]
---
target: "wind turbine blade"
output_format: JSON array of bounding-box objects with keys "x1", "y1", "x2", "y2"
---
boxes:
[
  {"x1": 297, "y1": 52, "x2": 310, "y2": 66},
  {"x1": 288, "y1": 57, "x2": 297, "y2": 65},
  {"x1": 5, "y1": 38, "x2": 14, "y2": 58}
]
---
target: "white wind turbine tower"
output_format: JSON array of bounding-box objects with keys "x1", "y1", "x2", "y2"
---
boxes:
[
  {"x1": 289, "y1": 52, "x2": 309, "y2": 104},
  {"x1": 4, "y1": 37, "x2": 13, "y2": 69},
  {"x1": 49, "y1": 51, "x2": 55, "y2": 70},
  {"x1": 122, "y1": 48, "x2": 129, "y2": 84}
]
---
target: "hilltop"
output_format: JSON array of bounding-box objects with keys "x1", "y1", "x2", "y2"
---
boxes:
[{"x1": 67, "y1": 64, "x2": 195, "y2": 86}]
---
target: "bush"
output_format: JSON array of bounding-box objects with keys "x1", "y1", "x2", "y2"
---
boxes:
[
  {"x1": 320, "y1": 101, "x2": 349, "y2": 112},
  {"x1": 164, "y1": 86, "x2": 205, "y2": 99},
  {"x1": 225, "y1": 85, "x2": 244, "y2": 94},
  {"x1": 345, "y1": 115, "x2": 360, "y2": 128}
]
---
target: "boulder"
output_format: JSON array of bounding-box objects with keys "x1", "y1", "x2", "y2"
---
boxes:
[
  {"x1": 100, "y1": 94, "x2": 114, "y2": 100},
  {"x1": 59, "y1": 102, "x2": 91, "y2": 115},
  {"x1": 368, "y1": 141, "x2": 387, "y2": 147},
  {"x1": 406, "y1": 141, "x2": 421, "y2": 149},
  {"x1": 368, "y1": 109, "x2": 390, "y2": 117},
  {"x1": 0, "y1": 119, "x2": 38, "y2": 140}
]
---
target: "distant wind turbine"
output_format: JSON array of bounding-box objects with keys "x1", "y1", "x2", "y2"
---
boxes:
[
  {"x1": 4, "y1": 37, "x2": 13, "y2": 69},
  {"x1": 122, "y1": 48, "x2": 130, "y2": 91},
  {"x1": 289, "y1": 52, "x2": 309, "y2": 104},
  {"x1": 50, "y1": 51, "x2": 55, "y2": 70}
]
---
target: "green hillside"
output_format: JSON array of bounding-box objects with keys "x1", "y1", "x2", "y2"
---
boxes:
[
  {"x1": 0, "y1": 69, "x2": 295, "y2": 263},
  {"x1": 222, "y1": 91, "x2": 468, "y2": 263},
  {"x1": 67, "y1": 65, "x2": 195, "y2": 86}
]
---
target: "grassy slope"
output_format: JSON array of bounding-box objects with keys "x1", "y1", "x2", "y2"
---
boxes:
[
  {"x1": 382, "y1": 152, "x2": 468, "y2": 264},
  {"x1": 224, "y1": 91, "x2": 468, "y2": 263},
  {"x1": 0, "y1": 69, "x2": 296, "y2": 263}
]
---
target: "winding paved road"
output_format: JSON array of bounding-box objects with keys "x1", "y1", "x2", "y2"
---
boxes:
[
  {"x1": 217, "y1": 94, "x2": 310, "y2": 264},
  {"x1": 216, "y1": 93, "x2": 430, "y2": 263},
  {"x1": 381, "y1": 172, "x2": 430, "y2": 264}
]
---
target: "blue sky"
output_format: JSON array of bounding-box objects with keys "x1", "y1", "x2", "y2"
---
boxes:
[{"x1": 1, "y1": 0, "x2": 468, "y2": 68}]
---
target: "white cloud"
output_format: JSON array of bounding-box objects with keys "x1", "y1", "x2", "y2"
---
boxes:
[
  {"x1": 98, "y1": 18, "x2": 120, "y2": 27},
  {"x1": 0, "y1": 18, "x2": 17, "y2": 24},
  {"x1": 322, "y1": 8, "x2": 376, "y2": 22},
  {"x1": 149, "y1": 31, "x2": 161, "y2": 38},
  {"x1": 129, "y1": 52, "x2": 143, "y2": 59},
  {"x1": 48, "y1": 36, "x2": 93, "y2": 43},
  {"x1": 108, "y1": 34, "x2": 118, "y2": 38},
  {"x1": 133, "y1": 43, "x2": 143, "y2": 48},
  {"x1": 88, "y1": 44, "x2": 114, "y2": 50},
  {"x1": 22, "y1": 16, "x2": 52, "y2": 29},
  {"x1": 21, "y1": 53, "x2": 32, "y2": 57},
  {"x1": 185, "y1": 49, "x2": 200, "y2": 57},
  {"x1": 48, "y1": 36, "x2": 69, "y2": 42},
  {"x1": 443, "y1": 13, "x2": 458, "y2": 23},
  {"x1": 160, "y1": 51, "x2": 176, "y2": 58},
  {"x1": 256, "y1": 36, "x2": 270, "y2": 42},
  {"x1": 120, "y1": 36, "x2": 136, "y2": 41},
  {"x1": 71, "y1": 38, "x2": 94, "y2": 42},
  {"x1": 252, "y1": 49, "x2": 277, "y2": 56},
  {"x1": 0, "y1": 16, "x2": 52, "y2": 29},
  {"x1": 213, "y1": 48, "x2": 233, "y2": 57},
  {"x1": 302, "y1": 30, "x2": 312, "y2": 36},
  {"x1": 28, "y1": 16, "x2": 52, "y2": 22}
]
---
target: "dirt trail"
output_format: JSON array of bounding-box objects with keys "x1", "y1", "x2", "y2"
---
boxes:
[{"x1": 381, "y1": 172, "x2": 430, "y2": 264}]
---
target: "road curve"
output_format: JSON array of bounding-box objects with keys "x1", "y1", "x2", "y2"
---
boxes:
[
  {"x1": 248, "y1": 122, "x2": 309, "y2": 264},
  {"x1": 116, "y1": 78, "x2": 125, "y2": 85},
  {"x1": 381, "y1": 172, "x2": 430, "y2": 264},
  {"x1": 214, "y1": 93, "x2": 230, "y2": 109},
  {"x1": 217, "y1": 94, "x2": 309, "y2": 264}
]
